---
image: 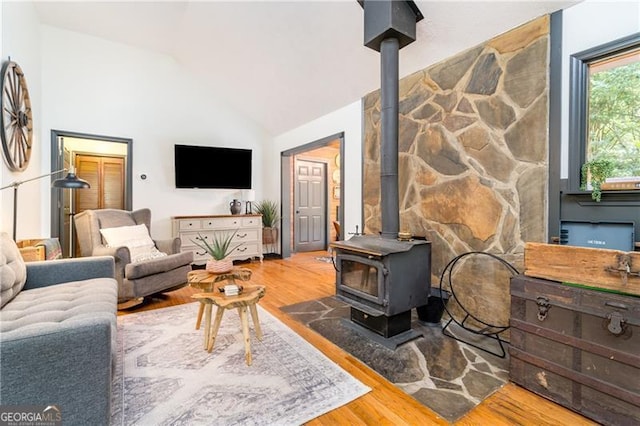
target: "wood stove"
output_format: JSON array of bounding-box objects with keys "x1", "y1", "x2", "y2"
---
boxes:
[{"x1": 333, "y1": 235, "x2": 431, "y2": 339}]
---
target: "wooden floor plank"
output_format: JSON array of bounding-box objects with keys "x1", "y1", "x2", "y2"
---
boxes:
[{"x1": 119, "y1": 251, "x2": 595, "y2": 425}]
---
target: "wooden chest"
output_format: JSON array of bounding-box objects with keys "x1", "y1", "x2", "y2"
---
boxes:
[
  {"x1": 15, "y1": 239, "x2": 45, "y2": 262},
  {"x1": 510, "y1": 274, "x2": 640, "y2": 425},
  {"x1": 524, "y1": 242, "x2": 640, "y2": 296}
]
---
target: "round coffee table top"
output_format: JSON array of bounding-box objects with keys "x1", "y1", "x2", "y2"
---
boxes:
[
  {"x1": 188, "y1": 268, "x2": 252, "y2": 292},
  {"x1": 192, "y1": 284, "x2": 266, "y2": 309}
]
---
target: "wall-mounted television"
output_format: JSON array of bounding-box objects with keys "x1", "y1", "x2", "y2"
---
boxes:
[{"x1": 174, "y1": 144, "x2": 252, "y2": 189}]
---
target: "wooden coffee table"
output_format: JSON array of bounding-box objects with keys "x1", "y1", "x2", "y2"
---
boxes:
[
  {"x1": 188, "y1": 268, "x2": 252, "y2": 328},
  {"x1": 187, "y1": 269, "x2": 266, "y2": 366}
]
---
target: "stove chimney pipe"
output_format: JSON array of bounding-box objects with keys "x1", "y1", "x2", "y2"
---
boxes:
[
  {"x1": 360, "y1": 0, "x2": 423, "y2": 239},
  {"x1": 380, "y1": 37, "x2": 400, "y2": 239}
]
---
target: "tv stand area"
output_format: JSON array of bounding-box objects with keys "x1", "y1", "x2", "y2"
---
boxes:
[{"x1": 172, "y1": 214, "x2": 263, "y2": 264}]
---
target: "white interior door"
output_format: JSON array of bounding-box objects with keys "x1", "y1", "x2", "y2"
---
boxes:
[{"x1": 294, "y1": 159, "x2": 326, "y2": 252}]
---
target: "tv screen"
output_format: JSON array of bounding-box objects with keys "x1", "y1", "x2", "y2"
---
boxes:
[{"x1": 174, "y1": 144, "x2": 252, "y2": 189}]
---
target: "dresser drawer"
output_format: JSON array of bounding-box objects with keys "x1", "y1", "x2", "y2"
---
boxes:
[
  {"x1": 187, "y1": 231, "x2": 237, "y2": 245},
  {"x1": 233, "y1": 229, "x2": 259, "y2": 243},
  {"x1": 241, "y1": 217, "x2": 261, "y2": 227},
  {"x1": 230, "y1": 243, "x2": 259, "y2": 258},
  {"x1": 202, "y1": 217, "x2": 243, "y2": 229},
  {"x1": 181, "y1": 230, "x2": 257, "y2": 250},
  {"x1": 191, "y1": 250, "x2": 211, "y2": 262},
  {"x1": 178, "y1": 220, "x2": 202, "y2": 230}
]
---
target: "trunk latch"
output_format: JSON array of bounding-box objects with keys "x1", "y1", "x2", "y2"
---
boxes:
[
  {"x1": 536, "y1": 296, "x2": 551, "y2": 321},
  {"x1": 607, "y1": 311, "x2": 626, "y2": 335}
]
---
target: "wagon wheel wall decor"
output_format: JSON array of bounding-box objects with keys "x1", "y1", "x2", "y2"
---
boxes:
[{"x1": 0, "y1": 60, "x2": 33, "y2": 172}]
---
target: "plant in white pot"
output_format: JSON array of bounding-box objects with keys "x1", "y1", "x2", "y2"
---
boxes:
[
  {"x1": 192, "y1": 230, "x2": 243, "y2": 273},
  {"x1": 254, "y1": 200, "x2": 280, "y2": 247}
]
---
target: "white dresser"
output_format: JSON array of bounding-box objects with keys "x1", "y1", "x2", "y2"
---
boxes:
[{"x1": 172, "y1": 214, "x2": 263, "y2": 264}]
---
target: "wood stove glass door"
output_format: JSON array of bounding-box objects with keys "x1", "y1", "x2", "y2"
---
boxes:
[{"x1": 337, "y1": 254, "x2": 384, "y2": 305}]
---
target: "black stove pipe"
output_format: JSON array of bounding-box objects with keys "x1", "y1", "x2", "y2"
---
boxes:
[
  {"x1": 380, "y1": 37, "x2": 400, "y2": 239},
  {"x1": 360, "y1": 0, "x2": 422, "y2": 239}
]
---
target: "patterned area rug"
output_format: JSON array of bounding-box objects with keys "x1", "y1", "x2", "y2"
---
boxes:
[
  {"x1": 281, "y1": 297, "x2": 510, "y2": 423},
  {"x1": 111, "y1": 302, "x2": 370, "y2": 425}
]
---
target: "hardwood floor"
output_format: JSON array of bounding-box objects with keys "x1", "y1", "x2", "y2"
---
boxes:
[{"x1": 119, "y1": 252, "x2": 597, "y2": 425}]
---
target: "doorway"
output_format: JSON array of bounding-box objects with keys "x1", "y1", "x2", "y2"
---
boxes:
[
  {"x1": 50, "y1": 130, "x2": 132, "y2": 257},
  {"x1": 281, "y1": 132, "x2": 344, "y2": 258}
]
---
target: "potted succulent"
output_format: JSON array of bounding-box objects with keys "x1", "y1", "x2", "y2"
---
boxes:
[
  {"x1": 581, "y1": 158, "x2": 615, "y2": 202},
  {"x1": 192, "y1": 230, "x2": 243, "y2": 273},
  {"x1": 254, "y1": 199, "x2": 280, "y2": 246}
]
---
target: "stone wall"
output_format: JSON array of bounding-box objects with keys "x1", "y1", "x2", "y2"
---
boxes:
[{"x1": 362, "y1": 16, "x2": 550, "y2": 330}]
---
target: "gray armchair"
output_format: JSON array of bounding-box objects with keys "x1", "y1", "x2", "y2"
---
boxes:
[{"x1": 74, "y1": 208, "x2": 193, "y2": 306}]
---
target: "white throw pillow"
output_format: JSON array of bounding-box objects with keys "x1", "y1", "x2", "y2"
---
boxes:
[{"x1": 100, "y1": 224, "x2": 167, "y2": 263}]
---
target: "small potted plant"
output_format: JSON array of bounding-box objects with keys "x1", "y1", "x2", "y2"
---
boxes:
[
  {"x1": 192, "y1": 230, "x2": 243, "y2": 273},
  {"x1": 581, "y1": 158, "x2": 614, "y2": 202},
  {"x1": 254, "y1": 199, "x2": 280, "y2": 246}
]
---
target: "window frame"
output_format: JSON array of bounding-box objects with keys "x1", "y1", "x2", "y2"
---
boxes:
[{"x1": 568, "y1": 32, "x2": 640, "y2": 193}]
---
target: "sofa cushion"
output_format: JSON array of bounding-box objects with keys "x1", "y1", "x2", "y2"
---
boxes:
[
  {"x1": 0, "y1": 278, "x2": 117, "y2": 340},
  {"x1": 0, "y1": 233, "x2": 27, "y2": 308},
  {"x1": 0, "y1": 277, "x2": 117, "y2": 425}
]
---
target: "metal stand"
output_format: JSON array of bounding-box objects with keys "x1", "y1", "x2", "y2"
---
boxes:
[
  {"x1": 442, "y1": 313, "x2": 509, "y2": 358},
  {"x1": 439, "y1": 251, "x2": 519, "y2": 358}
]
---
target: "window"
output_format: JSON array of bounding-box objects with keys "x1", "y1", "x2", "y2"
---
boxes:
[
  {"x1": 588, "y1": 48, "x2": 640, "y2": 176},
  {"x1": 569, "y1": 33, "x2": 640, "y2": 191}
]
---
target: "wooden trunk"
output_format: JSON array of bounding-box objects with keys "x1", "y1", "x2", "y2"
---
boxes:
[
  {"x1": 524, "y1": 242, "x2": 640, "y2": 296},
  {"x1": 509, "y1": 274, "x2": 640, "y2": 425},
  {"x1": 15, "y1": 240, "x2": 45, "y2": 262}
]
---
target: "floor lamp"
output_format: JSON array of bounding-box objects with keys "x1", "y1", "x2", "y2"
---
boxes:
[
  {"x1": 0, "y1": 168, "x2": 89, "y2": 240},
  {"x1": 52, "y1": 168, "x2": 90, "y2": 257}
]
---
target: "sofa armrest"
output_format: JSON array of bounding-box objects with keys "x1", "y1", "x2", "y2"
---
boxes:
[
  {"x1": 24, "y1": 256, "x2": 115, "y2": 290},
  {"x1": 125, "y1": 251, "x2": 193, "y2": 279},
  {"x1": 0, "y1": 318, "x2": 113, "y2": 425},
  {"x1": 92, "y1": 245, "x2": 131, "y2": 263},
  {"x1": 154, "y1": 237, "x2": 181, "y2": 255}
]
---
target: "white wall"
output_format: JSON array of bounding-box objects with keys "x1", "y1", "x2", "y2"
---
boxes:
[
  {"x1": 560, "y1": 0, "x2": 640, "y2": 178},
  {"x1": 1, "y1": 1, "x2": 42, "y2": 240},
  {"x1": 271, "y1": 100, "x2": 362, "y2": 239},
  {"x1": 38, "y1": 26, "x2": 269, "y2": 239}
]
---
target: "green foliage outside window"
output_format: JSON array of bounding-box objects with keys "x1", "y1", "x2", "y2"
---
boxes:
[{"x1": 587, "y1": 57, "x2": 640, "y2": 178}]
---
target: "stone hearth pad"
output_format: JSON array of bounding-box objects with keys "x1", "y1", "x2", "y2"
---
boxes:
[{"x1": 281, "y1": 296, "x2": 509, "y2": 423}]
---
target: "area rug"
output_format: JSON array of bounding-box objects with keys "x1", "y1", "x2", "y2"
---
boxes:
[
  {"x1": 111, "y1": 302, "x2": 370, "y2": 425},
  {"x1": 281, "y1": 297, "x2": 509, "y2": 423}
]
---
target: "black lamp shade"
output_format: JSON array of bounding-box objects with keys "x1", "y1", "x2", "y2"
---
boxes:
[{"x1": 52, "y1": 172, "x2": 90, "y2": 189}]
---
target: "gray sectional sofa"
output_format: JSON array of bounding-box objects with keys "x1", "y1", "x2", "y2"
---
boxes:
[{"x1": 0, "y1": 232, "x2": 118, "y2": 425}]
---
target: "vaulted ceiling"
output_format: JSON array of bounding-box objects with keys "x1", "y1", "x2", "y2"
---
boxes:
[{"x1": 33, "y1": 1, "x2": 578, "y2": 136}]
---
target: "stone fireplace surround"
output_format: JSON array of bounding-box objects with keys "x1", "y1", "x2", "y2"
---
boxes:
[{"x1": 362, "y1": 16, "x2": 550, "y2": 330}]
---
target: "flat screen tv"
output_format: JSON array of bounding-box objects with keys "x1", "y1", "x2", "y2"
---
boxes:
[{"x1": 174, "y1": 144, "x2": 252, "y2": 189}]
